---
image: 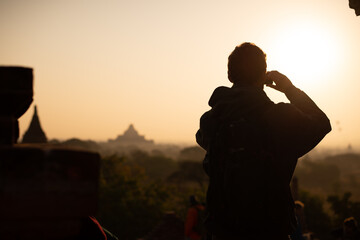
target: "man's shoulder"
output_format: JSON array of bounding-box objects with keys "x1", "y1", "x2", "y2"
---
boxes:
[
  {"x1": 264, "y1": 101, "x2": 304, "y2": 123},
  {"x1": 208, "y1": 86, "x2": 232, "y2": 107}
]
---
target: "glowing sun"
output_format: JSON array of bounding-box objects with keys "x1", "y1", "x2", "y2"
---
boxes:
[{"x1": 267, "y1": 22, "x2": 340, "y2": 88}]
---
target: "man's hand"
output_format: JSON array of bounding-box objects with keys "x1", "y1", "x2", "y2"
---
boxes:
[{"x1": 265, "y1": 71, "x2": 295, "y2": 93}]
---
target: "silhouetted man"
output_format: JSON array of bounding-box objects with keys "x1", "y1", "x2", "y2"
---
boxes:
[{"x1": 196, "y1": 42, "x2": 331, "y2": 240}]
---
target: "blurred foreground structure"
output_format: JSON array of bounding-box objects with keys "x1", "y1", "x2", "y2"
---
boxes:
[
  {"x1": 349, "y1": 0, "x2": 360, "y2": 15},
  {"x1": 0, "y1": 67, "x2": 100, "y2": 239}
]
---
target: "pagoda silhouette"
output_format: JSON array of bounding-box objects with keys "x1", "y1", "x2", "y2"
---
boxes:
[
  {"x1": 109, "y1": 124, "x2": 154, "y2": 145},
  {"x1": 22, "y1": 105, "x2": 47, "y2": 143}
]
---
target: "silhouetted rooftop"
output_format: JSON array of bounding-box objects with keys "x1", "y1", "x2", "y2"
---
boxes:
[{"x1": 22, "y1": 105, "x2": 47, "y2": 143}]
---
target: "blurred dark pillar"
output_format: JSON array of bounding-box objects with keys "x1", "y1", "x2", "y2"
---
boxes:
[
  {"x1": 0, "y1": 66, "x2": 33, "y2": 144},
  {"x1": 0, "y1": 66, "x2": 100, "y2": 239}
]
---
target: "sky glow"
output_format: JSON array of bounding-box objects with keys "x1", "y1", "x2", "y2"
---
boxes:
[{"x1": 1, "y1": 0, "x2": 360, "y2": 149}]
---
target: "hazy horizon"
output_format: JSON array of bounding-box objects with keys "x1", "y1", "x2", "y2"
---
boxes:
[
  {"x1": 1, "y1": 0, "x2": 360, "y2": 149},
  {"x1": 19, "y1": 108, "x2": 360, "y2": 153}
]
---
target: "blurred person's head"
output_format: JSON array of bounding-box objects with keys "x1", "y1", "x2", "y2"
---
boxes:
[
  {"x1": 294, "y1": 200, "x2": 304, "y2": 215},
  {"x1": 344, "y1": 217, "x2": 358, "y2": 235},
  {"x1": 189, "y1": 195, "x2": 199, "y2": 206},
  {"x1": 294, "y1": 200, "x2": 304, "y2": 209},
  {"x1": 228, "y1": 42, "x2": 267, "y2": 86}
]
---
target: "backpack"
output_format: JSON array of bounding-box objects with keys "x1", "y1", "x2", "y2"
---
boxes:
[{"x1": 205, "y1": 114, "x2": 271, "y2": 235}]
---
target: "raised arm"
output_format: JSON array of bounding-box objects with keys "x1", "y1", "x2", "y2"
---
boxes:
[{"x1": 265, "y1": 71, "x2": 332, "y2": 158}]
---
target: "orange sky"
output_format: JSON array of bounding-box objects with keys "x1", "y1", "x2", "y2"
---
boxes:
[{"x1": 1, "y1": 0, "x2": 360, "y2": 149}]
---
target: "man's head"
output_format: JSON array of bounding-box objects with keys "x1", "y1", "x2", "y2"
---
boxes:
[{"x1": 228, "y1": 42, "x2": 267, "y2": 86}]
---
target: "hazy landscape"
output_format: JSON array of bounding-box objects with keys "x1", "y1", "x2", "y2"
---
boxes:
[{"x1": 37, "y1": 132, "x2": 359, "y2": 240}]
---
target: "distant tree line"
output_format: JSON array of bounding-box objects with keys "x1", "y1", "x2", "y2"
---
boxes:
[
  {"x1": 96, "y1": 147, "x2": 207, "y2": 240},
  {"x1": 298, "y1": 190, "x2": 360, "y2": 240},
  {"x1": 96, "y1": 149, "x2": 360, "y2": 240},
  {"x1": 294, "y1": 154, "x2": 360, "y2": 200},
  {"x1": 294, "y1": 153, "x2": 360, "y2": 240},
  {"x1": 49, "y1": 138, "x2": 360, "y2": 240}
]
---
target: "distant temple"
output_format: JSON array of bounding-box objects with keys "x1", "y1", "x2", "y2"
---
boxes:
[
  {"x1": 109, "y1": 124, "x2": 154, "y2": 145},
  {"x1": 22, "y1": 105, "x2": 47, "y2": 143}
]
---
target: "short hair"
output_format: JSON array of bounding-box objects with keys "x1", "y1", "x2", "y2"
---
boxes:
[{"x1": 227, "y1": 42, "x2": 267, "y2": 84}]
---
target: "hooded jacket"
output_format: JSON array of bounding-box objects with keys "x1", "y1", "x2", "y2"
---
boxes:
[{"x1": 196, "y1": 84, "x2": 331, "y2": 237}]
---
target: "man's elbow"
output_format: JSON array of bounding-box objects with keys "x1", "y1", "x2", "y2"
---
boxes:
[
  {"x1": 196, "y1": 130, "x2": 207, "y2": 150},
  {"x1": 325, "y1": 118, "x2": 332, "y2": 133},
  {"x1": 320, "y1": 118, "x2": 332, "y2": 136},
  {"x1": 326, "y1": 122, "x2": 332, "y2": 134}
]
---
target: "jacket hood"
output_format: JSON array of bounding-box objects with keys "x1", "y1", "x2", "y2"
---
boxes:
[{"x1": 197, "y1": 85, "x2": 273, "y2": 150}]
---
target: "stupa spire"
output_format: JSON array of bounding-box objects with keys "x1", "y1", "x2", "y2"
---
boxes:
[{"x1": 22, "y1": 105, "x2": 47, "y2": 143}]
